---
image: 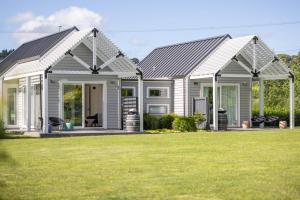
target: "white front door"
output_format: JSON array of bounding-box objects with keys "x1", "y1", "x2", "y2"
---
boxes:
[{"x1": 202, "y1": 84, "x2": 239, "y2": 127}]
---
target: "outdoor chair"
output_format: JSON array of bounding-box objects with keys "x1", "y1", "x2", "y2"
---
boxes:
[
  {"x1": 264, "y1": 116, "x2": 279, "y2": 127},
  {"x1": 49, "y1": 117, "x2": 66, "y2": 130},
  {"x1": 251, "y1": 116, "x2": 266, "y2": 127}
]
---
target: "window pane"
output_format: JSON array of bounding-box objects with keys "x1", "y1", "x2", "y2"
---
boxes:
[
  {"x1": 149, "y1": 105, "x2": 168, "y2": 114},
  {"x1": 7, "y1": 88, "x2": 17, "y2": 125},
  {"x1": 149, "y1": 88, "x2": 168, "y2": 97},
  {"x1": 122, "y1": 88, "x2": 134, "y2": 97},
  {"x1": 64, "y1": 84, "x2": 82, "y2": 126}
]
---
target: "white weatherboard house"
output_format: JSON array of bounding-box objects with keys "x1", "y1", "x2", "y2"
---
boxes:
[
  {"x1": 0, "y1": 27, "x2": 144, "y2": 133},
  {"x1": 0, "y1": 27, "x2": 295, "y2": 133},
  {"x1": 123, "y1": 34, "x2": 295, "y2": 130}
]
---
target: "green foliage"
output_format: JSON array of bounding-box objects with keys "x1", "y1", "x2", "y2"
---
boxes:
[
  {"x1": 0, "y1": 118, "x2": 7, "y2": 138},
  {"x1": 0, "y1": 49, "x2": 14, "y2": 60},
  {"x1": 158, "y1": 113, "x2": 177, "y2": 129},
  {"x1": 143, "y1": 113, "x2": 159, "y2": 130},
  {"x1": 193, "y1": 113, "x2": 206, "y2": 124},
  {"x1": 172, "y1": 116, "x2": 197, "y2": 132}
]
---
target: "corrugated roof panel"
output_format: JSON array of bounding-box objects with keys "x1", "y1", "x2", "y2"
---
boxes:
[
  {"x1": 138, "y1": 35, "x2": 230, "y2": 79},
  {"x1": 0, "y1": 27, "x2": 77, "y2": 75}
]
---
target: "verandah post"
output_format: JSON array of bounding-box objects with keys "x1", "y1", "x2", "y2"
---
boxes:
[
  {"x1": 213, "y1": 74, "x2": 218, "y2": 131},
  {"x1": 42, "y1": 72, "x2": 49, "y2": 133},
  {"x1": 289, "y1": 77, "x2": 295, "y2": 129},
  {"x1": 26, "y1": 76, "x2": 31, "y2": 131},
  {"x1": 259, "y1": 78, "x2": 264, "y2": 128},
  {"x1": 138, "y1": 75, "x2": 144, "y2": 132}
]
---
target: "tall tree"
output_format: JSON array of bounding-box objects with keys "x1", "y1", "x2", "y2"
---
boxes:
[{"x1": 0, "y1": 49, "x2": 14, "y2": 61}]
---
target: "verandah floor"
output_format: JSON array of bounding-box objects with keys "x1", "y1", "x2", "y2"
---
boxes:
[{"x1": 6, "y1": 127, "x2": 286, "y2": 138}]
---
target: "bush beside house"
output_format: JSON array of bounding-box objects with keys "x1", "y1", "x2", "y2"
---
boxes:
[{"x1": 144, "y1": 113, "x2": 205, "y2": 132}]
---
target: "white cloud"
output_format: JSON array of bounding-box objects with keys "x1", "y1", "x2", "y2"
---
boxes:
[{"x1": 10, "y1": 6, "x2": 103, "y2": 44}]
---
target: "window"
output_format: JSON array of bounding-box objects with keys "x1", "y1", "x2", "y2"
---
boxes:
[
  {"x1": 147, "y1": 87, "x2": 169, "y2": 98},
  {"x1": 147, "y1": 104, "x2": 169, "y2": 115},
  {"x1": 122, "y1": 87, "x2": 135, "y2": 97},
  {"x1": 7, "y1": 88, "x2": 17, "y2": 125}
]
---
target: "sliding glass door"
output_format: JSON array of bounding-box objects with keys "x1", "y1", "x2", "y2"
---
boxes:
[
  {"x1": 202, "y1": 85, "x2": 239, "y2": 126},
  {"x1": 63, "y1": 84, "x2": 82, "y2": 126},
  {"x1": 220, "y1": 86, "x2": 238, "y2": 126}
]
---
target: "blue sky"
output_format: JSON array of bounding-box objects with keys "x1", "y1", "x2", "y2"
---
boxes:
[{"x1": 1, "y1": 0, "x2": 300, "y2": 59}]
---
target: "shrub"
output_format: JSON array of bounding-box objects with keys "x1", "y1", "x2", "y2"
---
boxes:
[
  {"x1": 0, "y1": 118, "x2": 6, "y2": 139},
  {"x1": 172, "y1": 116, "x2": 197, "y2": 132},
  {"x1": 143, "y1": 113, "x2": 159, "y2": 130},
  {"x1": 159, "y1": 113, "x2": 177, "y2": 129},
  {"x1": 193, "y1": 113, "x2": 206, "y2": 124}
]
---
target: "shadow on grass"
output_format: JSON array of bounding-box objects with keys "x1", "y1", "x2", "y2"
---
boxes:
[{"x1": 0, "y1": 140, "x2": 18, "y2": 200}]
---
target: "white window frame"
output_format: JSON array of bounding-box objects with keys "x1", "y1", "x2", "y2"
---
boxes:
[
  {"x1": 147, "y1": 104, "x2": 170, "y2": 115},
  {"x1": 5, "y1": 84, "x2": 18, "y2": 128},
  {"x1": 121, "y1": 86, "x2": 136, "y2": 97},
  {"x1": 147, "y1": 87, "x2": 170, "y2": 98},
  {"x1": 200, "y1": 83, "x2": 240, "y2": 127},
  {"x1": 59, "y1": 80, "x2": 107, "y2": 129}
]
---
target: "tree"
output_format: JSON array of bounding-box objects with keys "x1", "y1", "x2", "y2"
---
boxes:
[
  {"x1": 0, "y1": 49, "x2": 14, "y2": 61},
  {"x1": 131, "y1": 58, "x2": 140, "y2": 64}
]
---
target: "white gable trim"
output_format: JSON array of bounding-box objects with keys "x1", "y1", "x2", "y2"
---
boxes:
[
  {"x1": 190, "y1": 35, "x2": 292, "y2": 80},
  {"x1": 3, "y1": 28, "x2": 139, "y2": 80}
]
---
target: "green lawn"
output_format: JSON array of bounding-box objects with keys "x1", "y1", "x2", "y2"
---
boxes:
[{"x1": 1, "y1": 130, "x2": 300, "y2": 200}]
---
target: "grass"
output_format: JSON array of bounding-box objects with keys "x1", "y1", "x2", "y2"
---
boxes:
[{"x1": 0, "y1": 129, "x2": 300, "y2": 200}]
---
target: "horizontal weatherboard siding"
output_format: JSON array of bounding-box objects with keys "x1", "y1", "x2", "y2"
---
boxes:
[{"x1": 121, "y1": 80, "x2": 173, "y2": 113}]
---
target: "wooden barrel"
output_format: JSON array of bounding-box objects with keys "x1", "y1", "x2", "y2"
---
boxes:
[
  {"x1": 218, "y1": 113, "x2": 228, "y2": 131},
  {"x1": 279, "y1": 121, "x2": 287, "y2": 129},
  {"x1": 126, "y1": 114, "x2": 140, "y2": 132}
]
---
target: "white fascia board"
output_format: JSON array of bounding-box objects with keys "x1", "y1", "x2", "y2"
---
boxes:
[
  {"x1": 260, "y1": 75, "x2": 289, "y2": 80},
  {"x1": 4, "y1": 71, "x2": 43, "y2": 80},
  {"x1": 51, "y1": 70, "x2": 136, "y2": 77},
  {"x1": 190, "y1": 74, "x2": 214, "y2": 79},
  {"x1": 220, "y1": 74, "x2": 252, "y2": 78}
]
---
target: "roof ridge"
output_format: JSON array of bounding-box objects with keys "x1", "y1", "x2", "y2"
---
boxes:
[
  {"x1": 154, "y1": 34, "x2": 231, "y2": 50},
  {"x1": 21, "y1": 26, "x2": 78, "y2": 45}
]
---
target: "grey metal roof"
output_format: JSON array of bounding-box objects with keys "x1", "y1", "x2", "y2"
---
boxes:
[
  {"x1": 138, "y1": 34, "x2": 231, "y2": 79},
  {"x1": 0, "y1": 26, "x2": 78, "y2": 75}
]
